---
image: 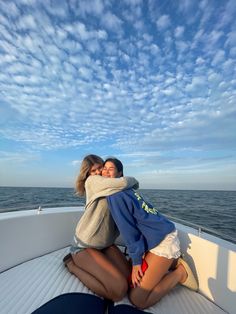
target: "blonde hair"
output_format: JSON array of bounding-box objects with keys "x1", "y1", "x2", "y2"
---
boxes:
[{"x1": 75, "y1": 154, "x2": 104, "y2": 196}]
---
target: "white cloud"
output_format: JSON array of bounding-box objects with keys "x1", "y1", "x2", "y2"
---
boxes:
[
  {"x1": 222, "y1": 58, "x2": 235, "y2": 74},
  {"x1": 75, "y1": 22, "x2": 91, "y2": 40},
  {"x1": 199, "y1": 1, "x2": 214, "y2": 27},
  {"x1": 97, "y1": 29, "x2": 108, "y2": 40},
  {"x1": 174, "y1": 26, "x2": 185, "y2": 38},
  {"x1": 78, "y1": 0, "x2": 104, "y2": 17},
  {"x1": 0, "y1": 1, "x2": 20, "y2": 18},
  {"x1": 211, "y1": 49, "x2": 225, "y2": 66},
  {"x1": 225, "y1": 31, "x2": 236, "y2": 47},
  {"x1": 42, "y1": 0, "x2": 69, "y2": 18},
  {"x1": 124, "y1": 0, "x2": 143, "y2": 5},
  {"x1": 17, "y1": 14, "x2": 38, "y2": 30},
  {"x1": 208, "y1": 30, "x2": 224, "y2": 47},
  {"x1": 0, "y1": 54, "x2": 16, "y2": 63},
  {"x1": 195, "y1": 57, "x2": 205, "y2": 65},
  {"x1": 175, "y1": 40, "x2": 189, "y2": 53},
  {"x1": 102, "y1": 12, "x2": 123, "y2": 33},
  {"x1": 161, "y1": 87, "x2": 177, "y2": 96},
  {"x1": 156, "y1": 15, "x2": 170, "y2": 30},
  {"x1": 218, "y1": 0, "x2": 236, "y2": 29},
  {"x1": 178, "y1": 0, "x2": 194, "y2": 13},
  {"x1": 229, "y1": 47, "x2": 236, "y2": 57}
]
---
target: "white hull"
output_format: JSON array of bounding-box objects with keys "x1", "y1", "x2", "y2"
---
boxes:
[{"x1": 0, "y1": 207, "x2": 235, "y2": 313}]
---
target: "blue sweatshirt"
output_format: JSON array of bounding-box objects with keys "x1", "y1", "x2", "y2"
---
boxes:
[{"x1": 107, "y1": 189, "x2": 175, "y2": 265}]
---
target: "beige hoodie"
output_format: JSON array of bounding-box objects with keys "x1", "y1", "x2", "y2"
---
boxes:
[{"x1": 73, "y1": 175, "x2": 139, "y2": 249}]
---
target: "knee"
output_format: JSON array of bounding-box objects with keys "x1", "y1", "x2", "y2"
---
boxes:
[
  {"x1": 110, "y1": 278, "x2": 128, "y2": 302},
  {"x1": 129, "y1": 294, "x2": 144, "y2": 309},
  {"x1": 128, "y1": 290, "x2": 150, "y2": 310}
]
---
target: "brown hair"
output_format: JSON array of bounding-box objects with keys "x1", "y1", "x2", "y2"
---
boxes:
[{"x1": 75, "y1": 154, "x2": 104, "y2": 196}]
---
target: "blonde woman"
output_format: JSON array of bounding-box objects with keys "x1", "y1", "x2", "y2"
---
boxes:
[{"x1": 64, "y1": 154, "x2": 138, "y2": 301}]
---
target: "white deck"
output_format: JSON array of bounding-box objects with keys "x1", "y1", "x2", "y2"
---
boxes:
[
  {"x1": 0, "y1": 207, "x2": 235, "y2": 313},
  {"x1": 0, "y1": 247, "x2": 226, "y2": 314}
]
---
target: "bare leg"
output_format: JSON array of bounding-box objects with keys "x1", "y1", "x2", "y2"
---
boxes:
[
  {"x1": 67, "y1": 248, "x2": 128, "y2": 301},
  {"x1": 129, "y1": 252, "x2": 186, "y2": 309},
  {"x1": 102, "y1": 245, "x2": 131, "y2": 278},
  {"x1": 67, "y1": 259, "x2": 114, "y2": 298}
]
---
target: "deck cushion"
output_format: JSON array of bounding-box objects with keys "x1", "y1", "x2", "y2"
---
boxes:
[
  {"x1": 0, "y1": 247, "x2": 95, "y2": 314},
  {"x1": 0, "y1": 247, "x2": 227, "y2": 314}
]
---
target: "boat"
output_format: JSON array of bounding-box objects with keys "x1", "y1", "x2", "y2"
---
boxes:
[{"x1": 0, "y1": 206, "x2": 235, "y2": 314}]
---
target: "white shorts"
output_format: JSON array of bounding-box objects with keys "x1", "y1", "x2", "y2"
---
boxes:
[{"x1": 149, "y1": 230, "x2": 181, "y2": 259}]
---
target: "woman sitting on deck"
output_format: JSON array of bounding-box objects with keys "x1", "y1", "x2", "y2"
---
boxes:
[
  {"x1": 103, "y1": 158, "x2": 198, "y2": 309},
  {"x1": 63, "y1": 154, "x2": 138, "y2": 301}
]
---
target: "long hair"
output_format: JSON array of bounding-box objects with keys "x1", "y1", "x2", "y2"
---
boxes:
[
  {"x1": 104, "y1": 157, "x2": 124, "y2": 176},
  {"x1": 75, "y1": 154, "x2": 104, "y2": 196}
]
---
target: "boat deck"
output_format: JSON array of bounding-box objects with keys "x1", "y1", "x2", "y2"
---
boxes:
[{"x1": 0, "y1": 247, "x2": 227, "y2": 314}]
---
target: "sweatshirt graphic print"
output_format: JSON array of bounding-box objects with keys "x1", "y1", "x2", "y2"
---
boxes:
[{"x1": 107, "y1": 189, "x2": 175, "y2": 264}]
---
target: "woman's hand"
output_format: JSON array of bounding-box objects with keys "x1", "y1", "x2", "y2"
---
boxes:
[{"x1": 131, "y1": 264, "x2": 144, "y2": 288}]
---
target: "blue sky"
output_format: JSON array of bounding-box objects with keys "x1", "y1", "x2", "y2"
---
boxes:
[{"x1": 0, "y1": 0, "x2": 236, "y2": 190}]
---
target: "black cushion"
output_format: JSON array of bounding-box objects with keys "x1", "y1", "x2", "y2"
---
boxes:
[
  {"x1": 108, "y1": 304, "x2": 152, "y2": 314},
  {"x1": 32, "y1": 293, "x2": 107, "y2": 314}
]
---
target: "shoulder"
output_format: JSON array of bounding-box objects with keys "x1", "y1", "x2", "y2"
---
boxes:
[
  {"x1": 86, "y1": 175, "x2": 98, "y2": 182},
  {"x1": 85, "y1": 175, "x2": 103, "y2": 185},
  {"x1": 85, "y1": 175, "x2": 104, "y2": 192},
  {"x1": 108, "y1": 188, "x2": 134, "y2": 199}
]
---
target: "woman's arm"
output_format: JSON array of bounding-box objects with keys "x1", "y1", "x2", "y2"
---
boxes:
[{"x1": 85, "y1": 175, "x2": 139, "y2": 205}]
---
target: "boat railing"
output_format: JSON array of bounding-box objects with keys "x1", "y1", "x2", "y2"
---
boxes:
[
  {"x1": 165, "y1": 214, "x2": 236, "y2": 244},
  {"x1": 0, "y1": 203, "x2": 85, "y2": 213},
  {"x1": 1, "y1": 204, "x2": 235, "y2": 244}
]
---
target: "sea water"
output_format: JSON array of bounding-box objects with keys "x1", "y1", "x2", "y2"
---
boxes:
[{"x1": 0, "y1": 187, "x2": 235, "y2": 240}]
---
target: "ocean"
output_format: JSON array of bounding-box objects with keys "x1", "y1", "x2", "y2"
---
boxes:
[{"x1": 0, "y1": 186, "x2": 235, "y2": 241}]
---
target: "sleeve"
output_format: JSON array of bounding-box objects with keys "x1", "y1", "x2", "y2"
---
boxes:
[
  {"x1": 107, "y1": 191, "x2": 146, "y2": 265},
  {"x1": 86, "y1": 175, "x2": 139, "y2": 202}
]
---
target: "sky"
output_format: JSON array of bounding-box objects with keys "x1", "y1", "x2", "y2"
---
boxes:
[{"x1": 0, "y1": 0, "x2": 236, "y2": 190}]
